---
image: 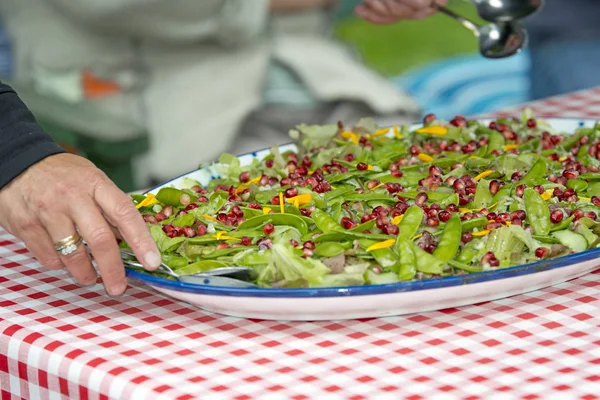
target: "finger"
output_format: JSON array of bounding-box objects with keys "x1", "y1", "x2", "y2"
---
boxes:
[
  {"x1": 401, "y1": 0, "x2": 437, "y2": 11},
  {"x1": 384, "y1": 0, "x2": 420, "y2": 18},
  {"x1": 40, "y1": 213, "x2": 97, "y2": 286},
  {"x1": 355, "y1": 5, "x2": 402, "y2": 24},
  {"x1": 363, "y1": 0, "x2": 390, "y2": 14},
  {"x1": 94, "y1": 180, "x2": 161, "y2": 271},
  {"x1": 69, "y1": 199, "x2": 126, "y2": 296},
  {"x1": 16, "y1": 218, "x2": 66, "y2": 271}
]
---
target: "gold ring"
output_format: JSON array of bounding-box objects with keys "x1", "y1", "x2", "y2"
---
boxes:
[{"x1": 54, "y1": 232, "x2": 82, "y2": 256}]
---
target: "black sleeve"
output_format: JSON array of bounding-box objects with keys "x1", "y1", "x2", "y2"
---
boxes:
[{"x1": 0, "y1": 81, "x2": 65, "y2": 189}]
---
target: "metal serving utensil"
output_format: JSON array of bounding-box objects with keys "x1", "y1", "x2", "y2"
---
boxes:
[{"x1": 472, "y1": 0, "x2": 543, "y2": 23}]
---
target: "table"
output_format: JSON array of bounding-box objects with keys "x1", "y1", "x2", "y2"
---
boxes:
[{"x1": 2, "y1": 90, "x2": 600, "y2": 400}]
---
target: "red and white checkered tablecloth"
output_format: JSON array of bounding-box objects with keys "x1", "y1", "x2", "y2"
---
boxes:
[{"x1": 2, "y1": 90, "x2": 600, "y2": 400}]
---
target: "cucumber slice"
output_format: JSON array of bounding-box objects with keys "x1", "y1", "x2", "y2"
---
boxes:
[{"x1": 550, "y1": 230, "x2": 588, "y2": 253}]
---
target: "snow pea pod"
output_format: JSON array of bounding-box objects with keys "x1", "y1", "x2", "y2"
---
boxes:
[
  {"x1": 472, "y1": 179, "x2": 493, "y2": 209},
  {"x1": 161, "y1": 254, "x2": 189, "y2": 269},
  {"x1": 315, "y1": 231, "x2": 393, "y2": 243},
  {"x1": 324, "y1": 185, "x2": 354, "y2": 201},
  {"x1": 173, "y1": 213, "x2": 196, "y2": 227},
  {"x1": 562, "y1": 129, "x2": 588, "y2": 150},
  {"x1": 396, "y1": 206, "x2": 424, "y2": 240},
  {"x1": 588, "y1": 182, "x2": 600, "y2": 198},
  {"x1": 156, "y1": 187, "x2": 186, "y2": 206},
  {"x1": 549, "y1": 215, "x2": 575, "y2": 232},
  {"x1": 456, "y1": 240, "x2": 481, "y2": 264},
  {"x1": 566, "y1": 179, "x2": 588, "y2": 192},
  {"x1": 518, "y1": 158, "x2": 547, "y2": 186},
  {"x1": 175, "y1": 260, "x2": 228, "y2": 276},
  {"x1": 237, "y1": 213, "x2": 309, "y2": 235},
  {"x1": 524, "y1": 188, "x2": 551, "y2": 235},
  {"x1": 371, "y1": 248, "x2": 401, "y2": 273},
  {"x1": 396, "y1": 238, "x2": 417, "y2": 281},
  {"x1": 578, "y1": 172, "x2": 600, "y2": 180},
  {"x1": 447, "y1": 260, "x2": 483, "y2": 273},
  {"x1": 461, "y1": 217, "x2": 488, "y2": 232},
  {"x1": 400, "y1": 191, "x2": 451, "y2": 203},
  {"x1": 350, "y1": 219, "x2": 376, "y2": 233},
  {"x1": 486, "y1": 130, "x2": 505, "y2": 155},
  {"x1": 314, "y1": 242, "x2": 349, "y2": 257},
  {"x1": 433, "y1": 214, "x2": 462, "y2": 261},
  {"x1": 409, "y1": 241, "x2": 445, "y2": 275},
  {"x1": 311, "y1": 209, "x2": 342, "y2": 233},
  {"x1": 344, "y1": 193, "x2": 398, "y2": 202}
]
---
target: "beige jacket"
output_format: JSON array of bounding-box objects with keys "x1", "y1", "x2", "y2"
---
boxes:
[{"x1": 0, "y1": 0, "x2": 419, "y2": 180}]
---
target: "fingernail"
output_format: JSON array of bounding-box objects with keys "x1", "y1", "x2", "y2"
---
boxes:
[
  {"x1": 107, "y1": 283, "x2": 128, "y2": 297},
  {"x1": 144, "y1": 252, "x2": 161, "y2": 270}
]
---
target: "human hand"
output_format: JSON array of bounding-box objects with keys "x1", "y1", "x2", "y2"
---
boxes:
[
  {"x1": 0, "y1": 154, "x2": 161, "y2": 296},
  {"x1": 355, "y1": 0, "x2": 447, "y2": 24}
]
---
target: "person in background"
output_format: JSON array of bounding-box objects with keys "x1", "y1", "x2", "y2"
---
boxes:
[
  {"x1": 0, "y1": 0, "x2": 418, "y2": 187},
  {"x1": 355, "y1": 0, "x2": 600, "y2": 100}
]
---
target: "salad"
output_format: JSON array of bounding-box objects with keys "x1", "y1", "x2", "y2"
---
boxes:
[{"x1": 130, "y1": 111, "x2": 600, "y2": 288}]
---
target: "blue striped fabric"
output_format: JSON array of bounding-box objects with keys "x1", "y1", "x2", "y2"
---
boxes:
[{"x1": 393, "y1": 51, "x2": 531, "y2": 119}]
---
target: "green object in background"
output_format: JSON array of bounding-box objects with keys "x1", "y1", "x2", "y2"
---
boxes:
[{"x1": 335, "y1": 0, "x2": 481, "y2": 76}]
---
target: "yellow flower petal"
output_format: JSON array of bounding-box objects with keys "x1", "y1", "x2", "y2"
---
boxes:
[
  {"x1": 392, "y1": 215, "x2": 403, "y2": 225},
  {"x1": 469, "y1": 156, "x2": 481, "y2": 160},
  {"x1": 371, "y1": 128, "x2": 389, "y2": 138},
  {"x1": 366, "y1": 239, "x2": 396, "y2": 252},
  {"x1": 213, "y1": 231, "x2": 241, "y2": 241},
  {"x1": 412, "y1": 233, "x2": 423, "y2": 241},
  {"x1": 235, "y1": 176, "x2": 261, "y2": 194},
  {"x1": 308, "y1": 170, "x2": 315, "y2": 176},
  {"x1": 371, "y1": 182, "x2": 385, "y2": 191},
  {"x1": 559, "y1": 156, "x2": 568, "y2": 162},
  {"x1": 136, "y1": 193, "x2": 158, "y2": 209},
  {"x1": 279, "y1": 192, "x2": 285, "y2": 214},
  {"x1": 474, "y1": 170, "x2": 493, "y2": 181},
  {"x1": 285, "y1": 194, "x2": 313, "y2": 206},
  {"x1": 459, "y1": 208, "x2": 470, "y2": 213},
  {"x1": 341, "y1": 131, "x2": 359, "y2": 144},
  {"x1": 263, "y1": 207, "x2": 272, "y2": 215},
  {"x1": 580, "y1": 197, "x2": 591, "y2": 201},
  {"x1": 417, "y1": 154, "x2": 434, "y2": 163},
  {"x1": 367, "y1": 164, "x2": 374, "y2": 171},
  {"x1": 200, "y1": 214, "x2": 218, "y2": 222},
  {"x1": 503, "y1": 144, "x2": 519, "y2": 151},
  {"x1": 393, "y1": 125, "x2": 402, "y2": 139},
  {"x1": 416, "y1": 126, "x2": 448, "y2": 136},
  {"x1": 541, "y1": 190, "x2": 553, "y2": 201},
  {"x1": 460, "y1": 203, "x2": 498, "y2": 213},
  {"x1": 473, "y1": 230, "x2": 491, "y2": 237}
]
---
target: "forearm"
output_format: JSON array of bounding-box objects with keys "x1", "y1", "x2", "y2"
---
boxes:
[
  {"x1": 0, "y1": 82, "x2": 64, "y2": 189},
  {"x1": 270, "y1": 0, "x2": 337, "y2": 12},
  {"x1": 45, "y1": 0, "x2": 270, "y2": 44}
]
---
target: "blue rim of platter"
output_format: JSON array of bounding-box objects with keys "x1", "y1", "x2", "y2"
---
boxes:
[{"x1": 129, "y1": 117, "x2": 600, "y2": 298}]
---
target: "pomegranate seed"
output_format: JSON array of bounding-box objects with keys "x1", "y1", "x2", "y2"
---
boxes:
[
  {"x1": 423, "y1": 113, "x2": 436, "y2": 124},
  {"x1": 257, "y1": 238, "x2": 272, "y2": 250},
  {"x1": 422, "y1": 244, "x2": 435, "y2": 253},
  {"x1": 182, "y1": 226, "x2": 197, "y2": 238},
  {"x1": 459, "y1": 195, "x2": 470, "y2": 206},
  {"x1": 488, "y1": 257, "x2": 500, "y2": 267},
  {"x1": 438, "y1": 210, "x2": 452, "y2": 223},
  {"x1": 515, "y1": 185, "x2": 527, "y2": 198},
  {"x1": 263, "y1": 224, "x2": 275, "y2": 235},
  {"x1": 264, "y1": 159, "x2": 274, "y2": 168},
  {"x1": 486, "y1": 212, "x2": 497, "y2": 221},
  {"x1": 427, "y1": 209, "x2": 439, "y2": 219},
  {"x1": 572, "y1": 209, "x2": 584, "y2": 220},
  {"x1": 488, "y1": 180, "x2": 500, "y2": 195},
  {"x1": 489, "y1": 121, "x2": 497, "y2": 130},
  {"x1": 143, "y1": 215, "x2": 157, "y2": 224},
  {"x1": 241, "y1": 236, "x2": 252, "y2": 246},
  {"x1": 415, "y1": 193, "x2": 429, "y2": 207},
  {"x1": 248, "y1": 202, "x2": 261, "y2": 210},
  {"x1": 585, "y1": 211, "x2": 598, "y2": 221},
  {"x1": 386, "y1": 224, "x2": 400, "y2": 235},
  {"x1": 550, "y1": 210, "x2": 564, "y2": 224},
  {"x1": 535, "y1": 247, "x2": 549, "y2": 258},
  {"x1": 373, "y1": 206, "x2": 388, "y2": 216},
  {"x1": 357, "y1": 162, "x2": 368, "y2": 171},
  {"x1": 446, "y1": 204, "x2": 459, "y2": 213},
  {"x1": 270, "y1": 196, "x2": 280, "y2": 205},
  {"x1": 526, "y1": 118, "x2": 537, "y2": 128},
  {"x1": 289, "y1": 239, "x2": 299, "y2": 247},
  {"x1": 591, "y1": 196, "x2": 600, "y2": 206},
  {"x1": 231, "y1": 205, "x2": 244, "y2": 218},
  {"x1": 301, "y1": 156, "x2": 312, "y2": 168},
  {"x1": 385, "y1": 183, "x2": 402, "y2": 194},
  {"x1": 301, "y1": 208, "x2": 314, "y2": 217},
  {"x1": 375, "y1": 217, "x2": 389, "y2": 230},
  {"x1": 482, "y1": 251, "x2": 496, "y2": 265},
  {"x1": 344, "y1": 153, "x2": 356, "y2": 162},
  {"x1": 534, "y1": 185, "x2": 545, "y2": 194},
  {"x1": 239, "y1": 171, "x2": 251, "y2": 183},
  {"x1": 563, "y1": 170, "x2": 579, "y2": 180},
  {"x1": 429, "y1": 165, "x2": 443, "y2": 176},
  {"x1": 511, "y1": 172, "x2": 523, "y2": 182},
  {"x1": 314, "y1": 182, "x2": 332, "y2": 193},
  {"x1": 176, "y1": 210, "x2": 187, "y2": 217},
  {"x1": 512, "y1": 210, "x2": 527, "y2": 220},
  {"x1": 409, "y1": 145, "x2": 421, "y2": 156},
  {"x1": 427, "y1": 218, "x2": 439, "y2": 227},
  {"x1": 453, "y1": 179, "x2": 466, "y2": 192},
  {"x1": 193, "y1": 223, "x2": 206, "y2": 236},
  {"x1": 450, "y1": 117, "x2": 467, "y2": 128},
  {"x1": 461, "y1": 232, "x2": 473, "y2": 243},
  {"x1": 285, "y1": 187, "x2": 299, "y2": 198},
  {"x1": 162, "y1": 205, "x2": 174, "y2": 218},
  {"x1": 302, "y1": 241, "x2": 315, "y2": 251},
  {"x1": 365, "y1": 180, "x2": 380, "y2": 191},
  {"x1": 452, "y1": 162, "x2": 464, "y2": 170}
]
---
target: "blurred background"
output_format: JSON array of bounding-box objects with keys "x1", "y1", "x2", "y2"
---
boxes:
[{"x1": 0, "y1": 0, "x2": 597, "y2": 191}]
